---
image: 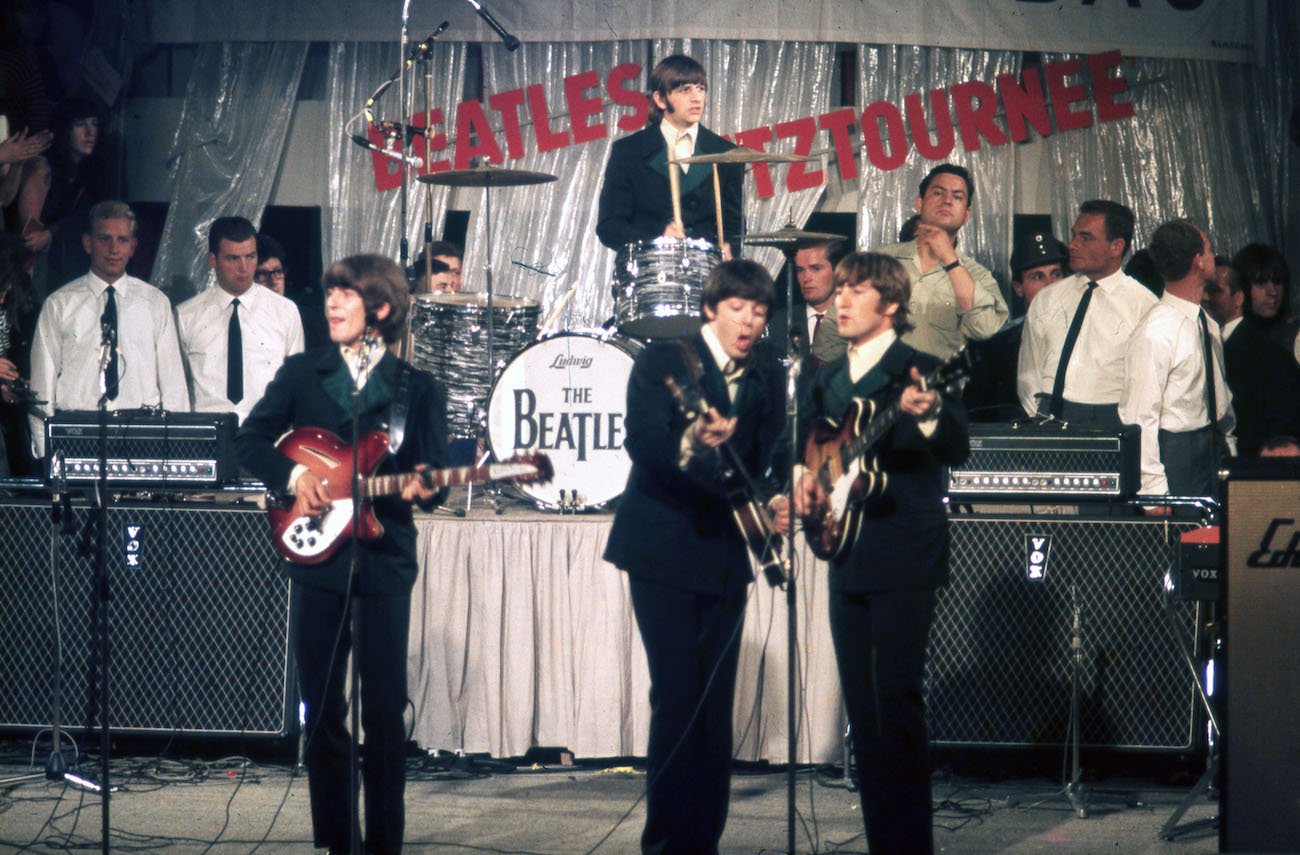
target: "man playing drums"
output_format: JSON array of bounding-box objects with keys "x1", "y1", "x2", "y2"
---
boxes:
[{"x1": 596, "y1": 54, "x2": 743, "y2": 260}]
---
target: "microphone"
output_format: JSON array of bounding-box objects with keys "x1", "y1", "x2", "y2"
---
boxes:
[
  {"x1": 407, "y1": 22, "x2": 450, "y2": 61},
  {"x1": 463, "y1": 0, "x2": 521, "y2": 51},
  {"x1": 349, "y1": 134, "x2": 424, "y2": 168}
]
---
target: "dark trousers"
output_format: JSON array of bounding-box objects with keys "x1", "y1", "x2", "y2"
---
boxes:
[
  {"x1": 628, "y1": 574, "x2": 747, "y2": 855},
  {"x1": 1056, "y1": 399, "x2": 1123, "y2": 431},
  {"x1": 830, "y1": 587, "x2": 937, "y2": 855},
  {"x1": 1158, "y1": 426, "x2": 1219, "y2": 499},
  {"x1": 293, "y1": 583, "x2": 411, "y2": 855}
]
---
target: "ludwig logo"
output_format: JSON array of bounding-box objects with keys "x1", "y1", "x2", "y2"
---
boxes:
[
  {"x1": 1247, "y1": 518, "x2": 1300, "y2": 568},
  {"x1": 1026, "y1": 533, "x2": 1051, "y2": 581}
]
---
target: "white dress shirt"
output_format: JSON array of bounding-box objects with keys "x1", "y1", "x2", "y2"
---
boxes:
[
  {"x1": 29, "y1": 271, "x2": 189, "y2": 456},
  {"x1": 176, "y1": 283, "x2": 305, "y2": 423},
  {"x1": 659, "y1": 119, "x2": 697, "y2": 173},
  {"x1": 1118, "y1": 291, "x2": 1237, "y2": 496},
  {"x1": 1018, "y1": 270, "x2": 1159, "y2": 415}
]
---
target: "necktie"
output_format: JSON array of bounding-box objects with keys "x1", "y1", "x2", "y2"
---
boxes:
[
  {"x1": 808, "y1": 312, "x2": 825, "y2": 369},
  {"x1": 1048, "y1": 280, "x2": 1097, "y2": 417},
  {"x1": 101, "y1": 285, "x2": 119, "y2": 400},
  {"x1": 227, "y1": 298, "x2": 243, "y2": 404},
  {"x1": 1198, "y1": 310, "x2": 1220, "y2": 441},
  {"x1": 722, "y1": 358, "x2": 745, "y2": 407}
]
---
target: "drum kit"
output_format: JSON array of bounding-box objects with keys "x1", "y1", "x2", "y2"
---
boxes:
[{"x1": 404, "y1": 147, "x2": 836, "y2": 512}]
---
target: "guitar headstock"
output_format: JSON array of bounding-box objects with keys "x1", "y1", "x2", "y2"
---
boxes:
[
  {"x1": 926, "y1": 346, "x2": 972, "y2": 397},
  {"x1": 664, "y1": 375, "x2": 705, "y2": 421},
  {"x1": 503, "y1": 452, "x2": 554, "y2": 484}
]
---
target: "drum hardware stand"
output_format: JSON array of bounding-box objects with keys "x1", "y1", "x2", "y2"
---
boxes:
[{"x1": 1005, "y1": 584, "x2": 1139, "y2": 819}]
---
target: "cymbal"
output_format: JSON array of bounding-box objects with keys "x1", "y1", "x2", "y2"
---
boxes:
[
  {"x1": 674, "y1": 147, "x2": 813, "y2": 165},
  {"x1": 417, "y1": 165, "x2": 558, "y2": 187},
  {"x1": 743, "y1": 226, "x2": 846, "y2": 247}
]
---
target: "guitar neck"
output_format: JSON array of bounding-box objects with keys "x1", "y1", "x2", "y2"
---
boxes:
[{"x1": 360, "y1": 463, "x2": 498, "y2": 499}]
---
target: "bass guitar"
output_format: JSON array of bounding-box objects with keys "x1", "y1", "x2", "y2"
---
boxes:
[
  {"x1": 267, "y1": 427, "x2": 552, "y2": 564},
  {"x1": 664, "y1": 376, "x2": 788, "y2": 588},
  {"x1": 801, "y1": 349, "x2": 968, "y2": 562}
]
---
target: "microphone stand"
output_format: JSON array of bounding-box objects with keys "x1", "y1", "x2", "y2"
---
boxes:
[
  {"x1": 93, "y1": 321, "x2": 114, "y2": 852},
  {"x1": 778, "y1": 253, "x2": 802, "y2": 855},
  {"x1": 346, "y1": 330, "x2": 377, "y2": 855}
]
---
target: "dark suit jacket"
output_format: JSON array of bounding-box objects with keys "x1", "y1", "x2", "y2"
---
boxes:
[
  {"x1": 596, "y1": 124, "x2": 744, "y2": 251},
  {"x1": 603, "y1": 334, "x2": 786, "y2": 595},
  {"x1": 1224, "y1": 321, "x2": 1300, "y2": 457},
  {"x1": 801, "y1": 338, "x2": 969, "y2": 593},
  {"x1": 235, "y1": 346, "x2": 448, "y2": 595}
]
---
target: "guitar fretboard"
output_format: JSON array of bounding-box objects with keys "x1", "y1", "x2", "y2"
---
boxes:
[{"x1": 360, "y1": 463, "x2": 538, "y2": 499}]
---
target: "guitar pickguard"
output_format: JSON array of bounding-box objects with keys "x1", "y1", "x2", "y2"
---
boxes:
[{"x1": 278, "y1": 499, "x2": 355, "y2": 560}]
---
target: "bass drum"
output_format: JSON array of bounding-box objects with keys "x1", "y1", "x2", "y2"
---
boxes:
[{"x1": 487, "y1": 332, "x2": 641, "y2": 510}]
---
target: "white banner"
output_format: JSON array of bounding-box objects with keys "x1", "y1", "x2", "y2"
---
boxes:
[{"x1": 149, "y1": 0, "x2": 1262, "y2": 63}]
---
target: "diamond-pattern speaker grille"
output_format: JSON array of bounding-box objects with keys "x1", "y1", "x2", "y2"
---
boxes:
[
  {"x1": 958, "y1": 448, "x2": 1116, "y2": 473},
  {"x1": 0, "y1": 500, "x2": 292, "y2": 737},
  {"x1": 56, "y1": 435, "x2": 215, "y2": 461},
  {"x1": 928, "y1": 515, "x2": 1201, "y2": 751}
]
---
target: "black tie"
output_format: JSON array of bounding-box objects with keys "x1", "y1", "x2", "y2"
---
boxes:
[
  {"x1": 101, "y1": 285, "x2": 119, "y2": 400},
  {"x1": 227, "y1": 298, "x2": 243, "y2": 404},
  {"x1": 1048, "y1": 280, "x2": 1098, "y2": 417},
  {"x1": 1198, "y1": 310, "x2": 1220, "y2": 443}
]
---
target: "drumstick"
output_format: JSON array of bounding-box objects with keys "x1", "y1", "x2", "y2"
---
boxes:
[
  {"x1": 712, "y1": 164, "x2": 724, "y2": 252},
  {"x1": 540, "y1": 286, "x2": 578, "y2": 336},
  {"x1": 667, "y1": 139, "x2": 684, "y2": 230}
]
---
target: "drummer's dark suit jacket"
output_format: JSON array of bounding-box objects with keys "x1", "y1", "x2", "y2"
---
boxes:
[
  {"x1": 800, "y1": 338, "x2": 969, "y2": 593},
  {"x1": 604, "y1": 333, "x2": 785, "y2": 595},
  {"x1": 235, "y1": 346, "x2": 448, "y2": 595},
  {"x1": 596, "y1": 124, "x2": 744, "y2": 252}
]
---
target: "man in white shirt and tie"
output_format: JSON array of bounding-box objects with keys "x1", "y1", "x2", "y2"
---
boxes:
[
  {"x1": 1018, "y1": 199, "x2": 1158, "y2": 428},
  {"x1": 28, "y1": 200, "x2": 188, "y2": 458},
  {"x1": 176, "y1": 216, "x2": 304, "y2": 424},
  {"x1": 1120, "y1": 219, "x2": 1236, "y2": 501}
]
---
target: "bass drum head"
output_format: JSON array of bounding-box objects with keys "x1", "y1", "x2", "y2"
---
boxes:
[{"x1": 487, "y1": 332, "x2": 640, "y2": 510}]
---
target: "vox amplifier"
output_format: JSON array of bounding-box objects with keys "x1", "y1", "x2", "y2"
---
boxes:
[
  {"x1": 45, "y1": 410, "x2": 239, "y2": 487},
  {"x1": 947, "y1": 422, "x2": 1139, "y2": 501}
]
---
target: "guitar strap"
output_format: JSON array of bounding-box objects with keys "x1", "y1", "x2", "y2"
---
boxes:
[
  {"x1": 387, "y1": 361, "x2": 414, "y2": 454},
  {"x1": 674, "y1": 339, "x2": 705, "y2": 390}
]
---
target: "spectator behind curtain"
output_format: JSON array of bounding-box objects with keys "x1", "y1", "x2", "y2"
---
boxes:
[{"x1": 0, "y1": 233, "x2": 38, "y2": 477}]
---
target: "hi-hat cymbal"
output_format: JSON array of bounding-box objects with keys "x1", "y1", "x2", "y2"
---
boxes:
[
  {"x1": 744, "y1": 226, "x2": 846, "y2": 247},
  {"x1": 674, "y1": 147, "x2": 813, "y2": 165},
  {"x1": 417, "y1": 165, "x2": 558, "y2": 187}
]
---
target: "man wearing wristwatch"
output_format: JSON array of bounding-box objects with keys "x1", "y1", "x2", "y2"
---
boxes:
[{"x1": 874, "y1": 163, "x2": 1008, "y2": 360}]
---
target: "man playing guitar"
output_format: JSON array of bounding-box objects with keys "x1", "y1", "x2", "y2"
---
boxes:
[
  {"x1": 236, "y1": 254, "x2": 448, "y2": 855},
  {"x1": 794, "y1": 251, "x2": 968, "y2": 855}
]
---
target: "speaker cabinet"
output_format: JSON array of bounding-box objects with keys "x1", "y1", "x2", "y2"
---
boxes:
[
  {"x1": 1221, "y1": 463, "x2": 1300, "y2": 852},
  {"x1": 0, "y1": 498, "x2": 294, "y2": 738},
  {"x1": 929, "y1": 514, "x2": 1202, "y2": 751}
]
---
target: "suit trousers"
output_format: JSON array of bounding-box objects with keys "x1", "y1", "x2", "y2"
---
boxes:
[
  {"x1": 293, "y1": 582, "x2": 411, "y2": 854},
  {"x1": 830, "y1": 586, "x2": 937, "y2": 855},
  {"x1": 628, "y1": 573, "x2": 748, "y2": 855}
]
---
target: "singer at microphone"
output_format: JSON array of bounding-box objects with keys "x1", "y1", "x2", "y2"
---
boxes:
[{"x1": 233, "y1": 254, "x2": 449, "y2": 855}]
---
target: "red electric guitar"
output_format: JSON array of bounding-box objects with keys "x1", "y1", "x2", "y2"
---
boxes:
[{"x1": 266, "y1": 427, "x2": 552, "y2": 564}]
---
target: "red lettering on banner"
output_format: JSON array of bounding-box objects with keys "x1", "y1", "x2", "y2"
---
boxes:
[
  {"x1": 904, "y1": 89, "x2": 956, "y2": 161},
  {"x1": 998, "y1": 69, "x2": 1053, "y2": 143},
  {"x1": 775, "y1": 117, "x2": 823, "y2": 192},
  {"x1": 607, "y1": 63, "x2": 648, "y2": 132},
  {"x1": 527, "y1": 84, "x2": 571, "y2": 152},
  {"x1": 818, "y1": 108, "x2": 859, "y2": 182},
  {"x1": 732, "y1": 126, "x2": 775, "y2": 199},
  {"x1": 951, "y1": 80, "x2": 1009, "y2": 151},
  {"x1": 1045, "y1": 58, "x2": 1094, "y2": 132},
  {"x1": 565, "y1": 69, "x2": 606, "y2": 144},
  {"x1": 861, "y1": 101, "x2": 907, "y2": 171},
  {"x1": 452, "y1": 100, "x2": 504, "y2": 170},
  {"x1": 488, "y1": 88, "x2": 528, "y2": 159},
  {"x1": 1088, "y1": 50, "x2": 1134, "y2": 122}
]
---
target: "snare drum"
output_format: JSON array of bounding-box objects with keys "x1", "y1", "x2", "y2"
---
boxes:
[
  {"x1": 410, "y1": 292, "x2": 540, "y2": 438},
  {"x1": 613, "y1": 237, "x2": 720, "y2": 339},
  {"x1": 486, "y1": 332, "x2": 641, "y2": 510}
]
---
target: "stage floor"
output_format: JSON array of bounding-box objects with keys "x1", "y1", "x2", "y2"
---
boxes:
[{"x1": 0, "y1": 742, "x2": 1220, "y2": 854}]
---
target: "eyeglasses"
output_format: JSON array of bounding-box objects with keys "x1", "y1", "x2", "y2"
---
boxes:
[{"x1": 254, "y1": 267, "x2": 286, "y2": 282}]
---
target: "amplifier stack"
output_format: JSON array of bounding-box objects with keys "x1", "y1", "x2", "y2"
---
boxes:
[{"x1": 947, "y1": 422, "x2": 1140, "y2": 502}]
